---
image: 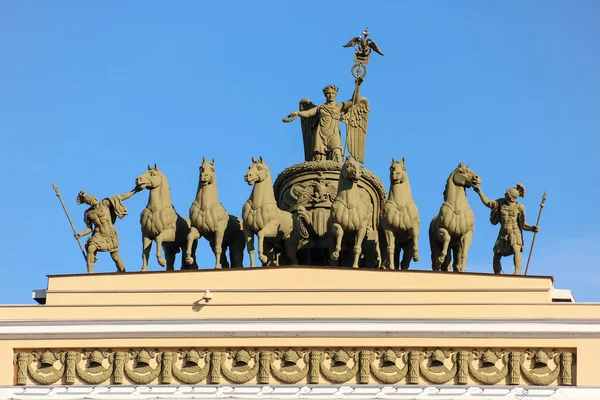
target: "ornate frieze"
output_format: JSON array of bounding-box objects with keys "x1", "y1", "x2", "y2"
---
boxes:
[{"x1": 14, "y1": 347, "x2": 574, "y2": 386}]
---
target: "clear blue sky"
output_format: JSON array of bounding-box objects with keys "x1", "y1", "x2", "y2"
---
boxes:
[{"x1": 1, "y1": 1, "x2": 598, "y2": 303}]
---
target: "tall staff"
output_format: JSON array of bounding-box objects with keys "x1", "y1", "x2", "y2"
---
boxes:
[
  {"x1": 52, "y1": 181, "x2": 87, "y2": 262},
  {"x1": 524, "y1": 190, "x2": 547, "y2": 275}
]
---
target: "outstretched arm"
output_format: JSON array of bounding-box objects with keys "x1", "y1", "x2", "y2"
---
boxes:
[
  {"x1": 295, "y1": 106, "x2": 318, "y2": 118},
  {"x1": 117, "y1": 186, "x2": 142, "y2": 201},
  {"x1": 472, "y1": 185, "x2": 494, "y2": 208}
]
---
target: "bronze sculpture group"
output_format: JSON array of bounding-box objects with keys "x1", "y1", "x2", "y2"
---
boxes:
[{"x1": 56, "y1": 29, "x2": 542, "y2": 276}]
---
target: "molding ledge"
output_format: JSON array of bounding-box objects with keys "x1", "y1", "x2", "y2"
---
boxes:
[{"x1": 0, "y1": 385, "x2": 597, "y2": 400}]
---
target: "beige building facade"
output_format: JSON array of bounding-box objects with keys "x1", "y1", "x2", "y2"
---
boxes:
[{"x1": 1, "y1": 267, "x2": 599, "y2": 399}]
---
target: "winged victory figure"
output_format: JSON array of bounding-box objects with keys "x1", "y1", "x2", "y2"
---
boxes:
[{"x1": 284, "y1": 77, "x2": 370, "y2": 164}]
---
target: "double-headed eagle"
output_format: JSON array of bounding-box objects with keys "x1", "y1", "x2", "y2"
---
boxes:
[{"x1": 342, "y1": 28, "x2": 384, "y2": 62}]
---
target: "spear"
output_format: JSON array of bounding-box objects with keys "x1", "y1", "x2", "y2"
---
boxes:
[
  {"x1": 524, "y1": 190, "x2": 547, "y2": 275},
  {"x1": 52, "y1": 181, "x2": 87, "y2": 262}
]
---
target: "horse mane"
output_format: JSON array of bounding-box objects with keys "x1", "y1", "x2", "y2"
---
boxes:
[
  {"x1": 443, "y1": 170, "x2": 452, "y2": 201},
  {"x1": 442, "y1": 168, "x2": 467, "y2": 201},
  {"x1": 154, "y1": 169, "x2": 174, "y2": 207}
]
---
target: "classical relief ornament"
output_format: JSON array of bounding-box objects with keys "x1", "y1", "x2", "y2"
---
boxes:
[
  {"x1": 13, "y1": 348, "x2": 575, "y2": 386},
  {"x1": 221, "y1": 349, "x2": 260, "y2": 384},
  {"x1": 270, "y1": 349, "x2": 310, "y2": 384},
  {"x1": 124, "y1": 349, "x2": 161, "y2": 384},
  {"x1": 369, "y1": 349, "x2": 408, "y2": 384},
  {"x1": 76, "y1": 350, "x2": 114, "y2": 385},
  {"x1": 22, "y1": 351, "x2": 65, "y2": 385},
  {"x1": 469, "y1": 350, "x2": 509, "y2": 385},
  {"x1": 419, "y1": 349, "x2": 457, "y2": 384},
  {"x1": 320, "y1": 349, "x2": 360, "y2": 383}
]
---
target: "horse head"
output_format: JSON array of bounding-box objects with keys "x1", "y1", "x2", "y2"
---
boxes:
[
  {"x1": 451, "y1": 162, "x2": 481, "y2": 189},
  {"x1": 136, "y1": 164, "x2": 166, "y2": 190},
  {"x1": 341, "y1": 156, "x2": 362, "y2": 183},
  {"x1": 244, "y1": 156, "x2": 270, "y2": 186},
  {"x1": 199, "y1": 157, "x2": 216, "y2": 186},
  {"x1": 390, "y1": 157, "x2": 407, "y2": 184}
]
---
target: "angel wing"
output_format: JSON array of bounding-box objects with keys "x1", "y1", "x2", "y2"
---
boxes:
[
  {"x1": 341, "y1": 98, "x2": 370, "y2": 164},
  {"x1": 299, "y1": 99, "x2": 318, "y2": 162}
]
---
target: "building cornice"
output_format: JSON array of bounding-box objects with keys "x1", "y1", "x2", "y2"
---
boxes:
[{"x1": 1, "y1": 318, "x2": 600, "y2": 340}]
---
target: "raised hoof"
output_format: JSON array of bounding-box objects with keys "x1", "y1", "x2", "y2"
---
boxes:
[
  {"x1": 437, "y1": 255, "x2": 445, "y2": 264},
  {"x1": 331, "y1": 251, "x2": 340, "y2": 261},
  {"x1": 413, "y1": 252, "x2": 420, "y2": 262},
  {"x1": 158, "y1": 258, "x2": 167, "y2": 267},
  {"x1": 185, "y1": 256, "x2": 194, "y2": 265},
  {"x1": 258, "y1": 254, "x2": 268, "y2": 264}
]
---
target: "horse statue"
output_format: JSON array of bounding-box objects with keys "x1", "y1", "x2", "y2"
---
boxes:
[
  {"x1": 242, "y1": 157, "x2": 298, "y2": 266},
  {"x1": 329, "y1": 156, "x2": 375, "y2": 268},
  {"x1": 185, "y1": 158, "x2": 244, "y2": 269},
  {"x1": 136, "y1": 164, "x2": 198, "y2": 271},
  {"x1": 429, "y1": 162, "x2": 481, "y2": 272},
  {"x1": 380, "y1": 157, "x2": 420, "y2": 270}
]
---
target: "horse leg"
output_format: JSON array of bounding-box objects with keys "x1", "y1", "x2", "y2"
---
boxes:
[
  {"x1": 411, "y1": 222, "x2": 420, "y2": 262},
  {"x1": 187, "y1": 239, "x2": 198, "y2": 270},
  {"x1": 352, "y1": 226, "x2": 368, "y2": 269},
  {"x1": 213, "y1": 225, "x2": 226, "y2": 269},
  {"x1": 436, "y1": 228, "x2": 451, "y2": 265},
  {"x1": 451, "y1": 246, "x2": 460, "y2": 272},
  {"x1": 429, "y1": 218, "x2": 442, "y2": 271},
  {"x1": 459, "y1": 230, "x2": 474, "y2": 272},
  {"x1": 384, "y1": 228, "x2": 396, "y2": 270},
  {"x1": 257, "y1": 224, "x2": 277, "y2": 266},
  {"x1": 141, "y1": 236, "x2": 152, "y2": 272},
  {"x1": 329, "y1": 222, "x2": 343, "y2": 266},
  {"x1": 164, "y1": 246, "x2": 177, "y2": 271},
  {"x1": 185, "y1": 227, "x2": 200, "y2": 266},
  {"x1": 400, "y1": 241, "x2": 413, "y2": 270},
  {"x1": 373, "y1": 229, "x2": 382, "y2": 269},
  {"x1": 243, "y1": 224, "x2": 256, "y2": 267},
  {"x1": 110, "y1": 251, "x2": 126, "y2": 272},
  {"x1": 155, "y1": 228, "x2": 176, "y2": 268},
  {"x1": 231, "y1": 229, "x2": 245, "y2": 268}
]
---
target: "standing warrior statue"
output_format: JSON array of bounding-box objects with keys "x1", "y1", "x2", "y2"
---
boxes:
[
  {"x1": 74, "y1": 187, "x2": 140, "y2": 273},
  {"x1": 473, "y1": 183, "x2": 539, "y2": 275}
]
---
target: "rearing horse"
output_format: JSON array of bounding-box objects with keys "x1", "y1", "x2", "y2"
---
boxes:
[
  {"x1": 380, "y1": 157, "x2": 420, "y2": 270},
  {"x1": 136, "y1": 164, "x2": 198, "y2": 271},
  {"x1": 429, "y1": 162, "x2": 481, "y2": 272},
  {"x1": 242, "y1": 157, "x2": 298, "y2": 266},
  {"x1": 329, "y1": 157, "x2": 371, "y2": 269},
  {"x1": 185, "y1": 158, "x2": 244, "y2": 269}
]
